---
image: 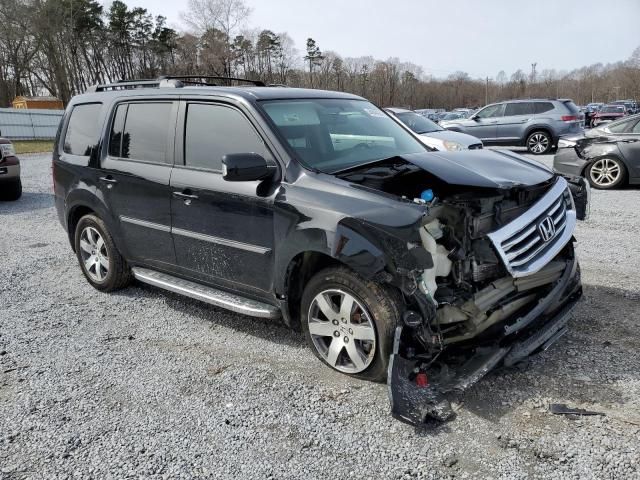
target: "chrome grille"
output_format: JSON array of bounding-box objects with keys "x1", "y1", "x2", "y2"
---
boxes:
[{"x1": 488, "y1": 177, "x2": 577, "y2": 277}]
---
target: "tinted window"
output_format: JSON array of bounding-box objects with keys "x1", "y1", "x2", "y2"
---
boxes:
[
  {"x1": 477, "y1": 104, "x2": 505, "y2": 118},
  {"x1": 562, "y1": 101, "x2": 580, "y2": 114},
  {"x1": 504, "y1": 102, "x2": 535, "y2": 116},
  {"x1": 607, "y1": 118, "x2": 632, "y2": 133},
  {"x1": 534, "y1": 102, "x2": 554, "y2": 114},
  {"x1": 119, "y1": 103, "x2": 173, "y2": 163},
  {"x1": 63, "y1": 103, "x2": 102, "y2": 156},
  {"x1": 395, "y1": 112, "x2": 442, "y2": 133},
  {"x1": 185, "y1": 103, "x2": 269, "y2": 171},
  {"x1": 108, "y1": 104, "x2": 127, "y2": 157}
]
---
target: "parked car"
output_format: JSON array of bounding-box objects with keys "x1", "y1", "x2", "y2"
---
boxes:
[
  {"x1": 591, "y1": 105, "x2": 626, "y2": 127},
  {"x1": 53, "y1": 76, "x2": 588, "y2": 425},
  {"x1": 555, "y1": 114, "x2": 640, "y2": 189},
  {"x1": 385, "y1": 108, "x2": 483, "y2": 151},
  {"x1": 585, "y1": 113, "x2": 640, "y2": 138},
  {"x1": 440, "y1": 99, "x2": 584, "y2": 155},
  {"x1": 437, "y1": 112, "x2": 466, "y2": 122},
  {"x1": 0, "y1": 132, "x2": 21, "y2": 201},
  {"x1": 610, "y1": 100, "x2": 637, "y2": 115}
]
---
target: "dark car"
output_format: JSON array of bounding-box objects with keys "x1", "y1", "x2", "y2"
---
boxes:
[
  {"x1": 0, "y1": 133, "x2": 21, "y2": 200},
  {"x1": 590, "y1": 105, "x2": 626, "y2": 127},
  {"x1": 53, "y1": 76, "x2": 588, "y2": 425},
  {"x1": 555, "y1": 114, "x2": 640, "y2": 189}
]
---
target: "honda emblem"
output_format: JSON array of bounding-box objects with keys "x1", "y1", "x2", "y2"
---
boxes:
[{"x1": 538, "y1": 216, "x2": 556, "y2": 243}]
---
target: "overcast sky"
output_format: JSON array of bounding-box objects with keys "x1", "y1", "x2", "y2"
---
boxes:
[{"x1": 119, "y1": 0, "x2": 640, "y2": 79}]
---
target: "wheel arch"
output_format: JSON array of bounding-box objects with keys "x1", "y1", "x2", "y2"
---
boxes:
[
  {"x1": 65, "y1": 191, "x2": 124, "y2": 255},
  {"x1": 524, "y1": 125, "x2": 554, "y2": 145}
]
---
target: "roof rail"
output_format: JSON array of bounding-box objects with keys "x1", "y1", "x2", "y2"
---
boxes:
[
  {"x1": 159, "y1": 75, "x2": 266, "y2": 87},
  {"x1": 85, "y1": 75, "x2": 266, "y2": 94},
  {"x1": 86, "y1": 78, "x2": 182, "y2": 93}
]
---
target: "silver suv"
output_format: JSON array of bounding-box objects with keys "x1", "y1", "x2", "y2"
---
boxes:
[{"x1": 440, "y1": 99, "x2": 584, "y2": 155}]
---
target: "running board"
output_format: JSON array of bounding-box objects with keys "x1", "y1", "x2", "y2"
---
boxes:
[{"x1": 131, "y1": 267, "x2": 281, "y2": 319}]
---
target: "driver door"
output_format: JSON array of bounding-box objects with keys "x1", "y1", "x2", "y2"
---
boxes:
[{"x1": 467, "y1": 104, "x2": 505, "y2": 141}]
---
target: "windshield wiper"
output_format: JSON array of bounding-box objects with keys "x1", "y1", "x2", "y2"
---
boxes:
[{"x1": 329, "y1": 155, "x2": 408, "y2": 175}]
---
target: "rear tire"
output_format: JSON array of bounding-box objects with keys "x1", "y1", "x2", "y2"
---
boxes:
[
  {"x1": 300, "y1": 267, "x2": 401, "y2": 382},
  {"x1": 74, "y1": 214, "x2": 132, "y2": 292},
  {"x1": 1, "y1": 178, "x2": 22, "y2": 201},
  {"x1": 526, "y1": 131, "x2": 552, "y2": 155}
]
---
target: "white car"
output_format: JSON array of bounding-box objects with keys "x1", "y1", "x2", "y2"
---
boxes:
[{"x1": 385, "y1": 108, "x2": 483, "y2": 151}]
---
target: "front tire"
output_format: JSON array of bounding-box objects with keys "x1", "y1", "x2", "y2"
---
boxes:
[
  {"x1": 1, "y1": 178, "x2": 22, "y2": 201},
  {"x1": 587, "y1": 157, "x2": 626, "y2": 190},
  {"x1": 526, "y1": 131, "x2": 552, "y2": 155},
  {"x1": 300, "y1": 267, "x2": 400, "y2": 382},
  {"x1": 74, "y1": 214, "x2": 132, "y2": 291}
]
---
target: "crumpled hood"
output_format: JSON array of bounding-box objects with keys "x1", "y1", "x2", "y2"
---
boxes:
[{"x1": 401, "y1": 149, "x2": 554, "y2": 189}]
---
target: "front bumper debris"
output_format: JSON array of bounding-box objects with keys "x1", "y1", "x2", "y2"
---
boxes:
[{"x1": 388, "y1": 255, "x2": 582, "y2": 426}]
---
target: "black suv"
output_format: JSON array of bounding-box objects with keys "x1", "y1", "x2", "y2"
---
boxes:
[{"x1": 53, "y1": 76, "x2": 589, "y2": 424}]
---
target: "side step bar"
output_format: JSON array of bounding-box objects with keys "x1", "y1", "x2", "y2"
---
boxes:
[{"x1": 131, "y1": 267, "x2": 281, "y2": 319}]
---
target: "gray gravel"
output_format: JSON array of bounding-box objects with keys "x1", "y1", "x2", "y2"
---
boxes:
[{"x1": 1, "y1": 152, "x2": 639, "y2": 479}]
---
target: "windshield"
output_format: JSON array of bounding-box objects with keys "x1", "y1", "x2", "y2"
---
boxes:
[
  {"x1": 395, "y1": 112, "x2": 443, "y2": 134},
  {"x1": 260, "y1": 99, "x2": 426, "y2": 173},
  {"x1": 601, "y1": 106, "x2": 625, "y2": 113}
]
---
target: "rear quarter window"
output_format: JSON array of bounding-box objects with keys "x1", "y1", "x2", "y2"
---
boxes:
[
  {"x1": 562, "y1": 101, "x2": 580, "y2": 114},
  {"x1": 63, "y1": 103, "x2": 102, "y2": 156},
  {"x1": 534, "y1": 102, "x2": 554, "y2": 114}
]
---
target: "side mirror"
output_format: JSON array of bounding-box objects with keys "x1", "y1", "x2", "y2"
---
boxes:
[
  {"x1": 470, "y1": 115, "x2": 479, "y2": 121},
  {"x1": 222, "y1": 153, "x2": 278, "y2": 182}
]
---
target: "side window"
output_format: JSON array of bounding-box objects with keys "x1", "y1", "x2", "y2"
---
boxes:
[
  {"x1": 108, "y1": 104, "x2": 127, "y2": 157},
  {"x1": 608, "y1": 119, "x2": 632, "y2": 134},
  {"x1": 184, "y1": 103, "x2": 269, "y2": 171},
  {"x1": 477, "y1": 104, "x2": 504, "y2": 119},
  {"x1": 534, "y1": 102, "x2": 554, "y2": 114},
  {"x1": 504, "y1": 102, "x2": 534, "y2": 116},
  {"x1": 120, "y1": 103, "x2": 173, "y2": 163},
  {"x1": 63, "y1": 103, "x2": 102, "y2": 156}
]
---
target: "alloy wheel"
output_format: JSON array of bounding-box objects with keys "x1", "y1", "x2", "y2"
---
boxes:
[
  {"x1": 527, "y1": 133, "x2": 550, "y2": 154},
  {"x1": 307, "y1": 289, "x2": 376, "y2": 374},
  {"x1": 589, "y1": 158, "x2": 621, "y2": 187},
  {"x1": 79, "y1": 226, "x2": 109, "y2": 282}
]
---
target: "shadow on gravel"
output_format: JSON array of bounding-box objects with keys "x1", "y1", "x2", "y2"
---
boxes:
[
  {"x1": 112, "y1": 283, "x2": 305, "y2": 349},
  {"x1": 445, "y1": 283, "x2": 640, "y2": 424},
  {"x1": 0, "y1": 192, "x2": 54, "y2": 215}
]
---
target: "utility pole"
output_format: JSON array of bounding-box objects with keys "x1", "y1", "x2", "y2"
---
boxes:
[{"x1": 485, "y1": 76, "x2": 489, "y2": 105}]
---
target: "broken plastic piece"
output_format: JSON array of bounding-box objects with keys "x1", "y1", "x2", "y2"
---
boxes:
[{"x1": 549, "y1": 403, "x2": 604, "y2": 416}]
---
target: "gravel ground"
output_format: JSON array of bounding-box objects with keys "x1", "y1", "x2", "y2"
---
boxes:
[{"x1": 1, "y1": 152, "x2": 639, "y2": 479}]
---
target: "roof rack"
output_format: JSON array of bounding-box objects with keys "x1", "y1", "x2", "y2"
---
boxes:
[
  {"x1": 160, "y1": 75, "x2": 265, "y2": 87},
  {"x1": 86, "y1": 75, "x2": 265, "y2": 93}
]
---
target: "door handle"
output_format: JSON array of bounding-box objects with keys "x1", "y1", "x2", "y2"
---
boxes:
[
  {"x1": 173, "y1": 191, "x2": 199, "y2": 200},
  {"x1": 99, "y1": 176, "x2": 117, "y2": 189}
]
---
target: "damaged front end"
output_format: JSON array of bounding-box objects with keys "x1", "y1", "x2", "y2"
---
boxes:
[{"x1": 337, "y1": 158, "x2": 586, "y2": 426}]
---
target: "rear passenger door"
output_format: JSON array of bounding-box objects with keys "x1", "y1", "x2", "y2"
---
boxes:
[
  {"x1": 496, "y1": 102, "x2": 535, "y2": 141},
  {"x1": 170, "y1": 101, "x2": 277, "y2": 296},
  {"x1": 99, "y1": 101, "x2": 178, "y2": 268}
]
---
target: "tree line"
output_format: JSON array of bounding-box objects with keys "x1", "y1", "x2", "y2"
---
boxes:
[{"x1": 1, "y1": 0, "x2": 639, "y2": 109}]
